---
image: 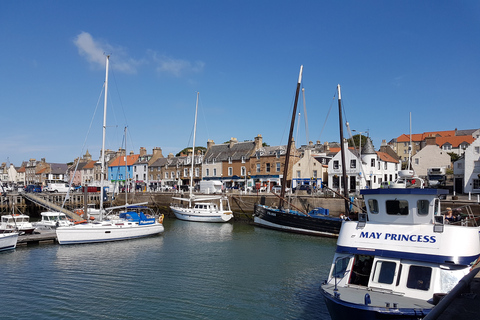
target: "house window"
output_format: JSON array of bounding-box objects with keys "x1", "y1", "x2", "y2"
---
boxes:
[
  {"x1": 371, "y1": 159, "x2": 375, "y2": 167},
  {"x1": 350, "y1": 159, "x2": 356, "y2": 169},
  {"x1": 213, "y1": 168, "x2": 217, "y2": 176},
  {"x1": 184, "y1": 169, "x2": 188, "y2": 177},
  {"x1": 241, "y1": 166, "x2": 246, "y2": 176},
  {"x1": 377, "y1": 161, "x2": 380, "y2": 170},
  {"x1": 206, "y1": 168, "x2": 209, "y2": 177},
  {"x1": 276, "y1": 162, "x2": 281, "y2": 172},
  {"x1": 195, "y1": 168, "x2": 199, "y2": 177},
  {"x1": 176, "y1": 171, "x2": 180, "y2": 178},
  {"x1": 256, "y1": 163, "x2": 261, "y2": 173},
  {"x1": 228, "y1": 167, "x2": 233, "y2": 176},
  {"x1": 473, "y1": 179, "x2": 480, "y2": 190},
  {"x1": 313, "y1": 170, "x2": 317, "y2": 178},
  {"x1": 384, "y1": 162, "x2": 388, "y2": 169},
  {"x1": 415, "y1": 158, "x2": 419, "y2": 165},
  {"x1": 165, "y1": 172, "x2": 168, "y2": 179},
  {"x1": 170, "y1": 172, "x2": 175, "y2": 179},
  {"x1": 475, "y1": 147, "x2": 480, "y2": 154},
  {"x1": 296, "y1": 170, "x2": 301, "y2": 178},
  {"x1": 266, "y1": 163, "x2": 271, "y2": 173},
  {"x1": 333, "y1": 160, "x2": 339, "y2": 169},
  {"x1": 276, "y1": 151, "x2": 280, "y2": 159}
]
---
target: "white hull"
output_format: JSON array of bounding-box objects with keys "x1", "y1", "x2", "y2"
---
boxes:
[
  {"x1": 170, "y1": 206, "x2": 233, "y2": 223},
  {"x1": 56, "y1": 221, "x2": 164, "y2": 245},
  {"x1": 0, "y1": 232, "x2": 18, "y2": 251}
]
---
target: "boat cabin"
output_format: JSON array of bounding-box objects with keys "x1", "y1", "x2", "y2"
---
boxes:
[{"x1": 361, "y1": 188, "x2": 448, "y2": 225}]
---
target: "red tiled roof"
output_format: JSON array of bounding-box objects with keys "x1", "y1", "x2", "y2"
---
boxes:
[
  {"x1": 436, "y1": 135, "x2": 475, "y2": 148},
  {"x1": 82, "y1": 160, "x2": 96, "y2": 169},
  {"x1": 376, "y1": 151, "x2": 399, "y2": 163},
  {"x1": 109, "y1": 154, "x2": 140, "y2": 167},
  {"x1": 396, "y1": 130, "x2": 456, "y2": 142}
]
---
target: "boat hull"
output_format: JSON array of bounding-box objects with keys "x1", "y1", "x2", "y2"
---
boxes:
[
  {"x1": 56, "y1": 223, "x2": 164, "y2": 245},
  {"x1": 253, "y1": 204, "x2": 342, "y2": 237},
  {"x1": 170, "y1": 206, "x2": 233, "y2": 223},
  {"x1": 0, "y1": 233, "x2": 18, "y2": 251},
  {"x1": 321, "y1": 288, "x2": 430, "y2": 320}
]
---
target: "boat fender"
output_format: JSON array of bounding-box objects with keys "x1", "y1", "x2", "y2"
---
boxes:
[{"x1": 364, "y1": 293, "x2": 371, "y2": 305}]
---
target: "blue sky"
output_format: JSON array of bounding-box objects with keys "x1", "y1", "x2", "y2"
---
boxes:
[{"x1": 1, "y1": 1, "x2": 479, "y2": 166}]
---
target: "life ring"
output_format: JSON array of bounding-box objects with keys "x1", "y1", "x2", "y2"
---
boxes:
[{"x1": 158, "y1": 214, "x2": 164, "y2": 224}]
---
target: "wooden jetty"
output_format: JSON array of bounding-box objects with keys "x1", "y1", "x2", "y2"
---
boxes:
[{"x1": 17, "y1": 231, "x2": 57, "y2": 246}]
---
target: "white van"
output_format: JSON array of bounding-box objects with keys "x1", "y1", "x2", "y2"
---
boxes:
[{"x1": 46, "y1": 182, "x2": 74, "y2": 193}]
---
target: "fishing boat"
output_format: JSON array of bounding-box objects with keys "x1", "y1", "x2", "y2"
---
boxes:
[
  {"x1": 0, "y1": 214, "x2": 36, "y2": 234},
  {"x1": 34, "y1": 211, "x2": 74, "y2": 231},
  {"x1": 169, "y1": 92, "x2": 233, "y2": 223},
  {"x1": 56, "y1": 55, "x2": 164, "y2": 244},
  {"x1": 0, "y1": 232, "x2": 18, "y2": 251},
  {"x1": 253, "y1": 68, "x2": 344, "y2": 237},
  {"x1": 321, "y1": 187, "x2": 480, "y2": 319}
]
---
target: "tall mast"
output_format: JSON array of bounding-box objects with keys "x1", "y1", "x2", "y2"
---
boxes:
[
  {"x1": 189, "y1": 92, "x2": 199, "y2": 204},
  {"x1": 124, "y1": 126, "x2": 128, "y2": 206},
  {"x1": 279, "y1": 65, "x2": 303, "y2": 208},
  {"x1": 337, "y1": 84, "x2": 350, "y2": 216},
  {"x1": 99, "y1": 55, "x2": 109, "y2": 219}
]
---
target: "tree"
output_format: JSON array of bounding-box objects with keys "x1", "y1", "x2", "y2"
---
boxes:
[
  {"x1": 176, "y1": 146, "x2": 206, "y2": 157},
  {"x1": 447, "y1": 152, "x2": 459, "y2": 163},
  {"x1": 348, "y1": 134, "x2": 369, "y2": 149}
]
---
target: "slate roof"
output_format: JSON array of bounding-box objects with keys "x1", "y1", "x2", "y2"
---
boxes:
[
  {"x1": 204, "y1": 141, "x2": 257, "y2": 162},
  {"x1": 50, "y1": 163, "x2": 68, "y2": 174}
]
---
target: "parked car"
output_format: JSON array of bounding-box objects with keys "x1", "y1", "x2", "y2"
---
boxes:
[
  {"x1": 271, "y1": 185, "x2": 291, "y2": 193},
  {"x1": 293, "y1": 184, "x2": 313, "y2": 194},
  {"x1": 25, "y1": 185, "x2": 42, "y2": 193}
]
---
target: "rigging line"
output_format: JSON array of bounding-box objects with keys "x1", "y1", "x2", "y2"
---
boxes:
[
  {"x1": 317, "y1": 89, "x2": 337, "y2": 142},
  {"x1": 198, "y1": 93, "x2": 210, "y2": 145},
  {"x1": 302, "y1": 87, "x2": 309, "y2": 144},
  {"x1": 62, "y1": 83, "x2": 105, "y2": 209}
]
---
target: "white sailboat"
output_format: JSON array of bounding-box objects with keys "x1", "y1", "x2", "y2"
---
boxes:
[
  {"x1": 56, "y1": 55, "x2": 164, "y2": 245},
  {"x1": 169, "y1": 92, "x2": 233, "y2": 223}
]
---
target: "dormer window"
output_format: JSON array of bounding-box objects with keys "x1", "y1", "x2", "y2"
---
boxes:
[
  {"x1": 241, "y1": 156, "x2": 245, "y2": 163},
  {"x1": 228, "y1": 157, "x2": 232, "y2": 164}
]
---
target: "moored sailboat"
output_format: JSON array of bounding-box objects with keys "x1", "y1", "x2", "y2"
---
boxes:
[
  {"x1": 56, "y1": 55, "x2": 164, "y2": 245},
  {"x1": 169, "y1": 92, "x2": 233, "y2": 223},
  {"x1": 253, "y1": 68, "x2": 344, "y2": 237}
]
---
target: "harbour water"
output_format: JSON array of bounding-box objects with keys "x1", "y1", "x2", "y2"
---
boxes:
[{"x1": 0, "y1": 218, "x2": 336, "y2": 319}]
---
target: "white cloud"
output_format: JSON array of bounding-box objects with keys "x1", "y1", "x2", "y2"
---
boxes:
[
  {"x1": 149, "y1": 50, "x2": 205, "y2": 77},
  {"x1": 73, "y1": 32, "x2": 140, "y2": 74}
]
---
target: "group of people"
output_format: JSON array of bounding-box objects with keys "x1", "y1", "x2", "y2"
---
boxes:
[{"x1": 444, "y1": 207, "x2": 461, "y2": 223}]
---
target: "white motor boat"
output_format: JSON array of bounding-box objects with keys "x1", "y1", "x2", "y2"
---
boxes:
[
  {"x1": 0, "y1": 232, "x2": 18, "y2": 251},
  {"x1": 34, "y1": 211, "x2": 74, "y2": 231},
  {"x1": 321, "y1": 187, "x2": 480, "y2": 319},
  {"x1": 0, "y1": 214, "x2": 35, "y2": 234}
]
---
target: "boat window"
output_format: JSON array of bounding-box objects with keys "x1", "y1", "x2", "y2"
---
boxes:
[
  {"x1": 332, "y1": 256, "x2": 350, "y2": 278},
  {"x1": 407, "y1": 265, "x2": 432, "y2": 291},
  {"x1": 367, "y1": 199, "x2": 379, "y2": 214},
  {"x1": 350, "y1": 255, "x2": 373, "y2": 286},
  {"x1": 373, "y1": 260, "x2": 396, "y2": 284},
  {"x1": 417, "y1": 200, "x2": 429, "y2": 215},
  {"x1": 386, "y1": 200, "x2": 409, "y2": 215}
]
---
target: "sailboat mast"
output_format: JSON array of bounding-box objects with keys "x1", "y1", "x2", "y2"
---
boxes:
[
  {"x1": 337, "y1": 84, "x2": 350, "y2": 216},
  {"x1": 99, "y1": 55, "x2": 109, "y2": 219},
  {"x1": 124, "y1": 126, "x2": 128, "y2": 205},
  {"x1": 190, "y1": 92, "x2": 199, "y2": 201},
  {"x1": 279, "y1": 65, "x2": 303, "y2": 208}
]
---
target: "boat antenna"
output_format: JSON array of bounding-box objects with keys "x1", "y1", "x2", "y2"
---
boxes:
[
  {"x1": 337, "y1": 85, "x2": 350, "y2": 216},
  {"x1": 124, "y1": 126, "x2": 128, "y2": 206},
  {"x1": 408, "y1": 112, "x2": 412, "y2": 170},
  {"x1": 279, "y1": 65, "x2": 303, "y2": 208},
  {"x1": 99, "y1": 55, "x2": 109, "y2": 220}
]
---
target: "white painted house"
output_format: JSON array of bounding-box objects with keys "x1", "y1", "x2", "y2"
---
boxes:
[{"x1": 454, "y1": 137, "x2": 480, "y2": 194}]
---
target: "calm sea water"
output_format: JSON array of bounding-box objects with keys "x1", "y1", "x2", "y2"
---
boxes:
[{"x1": 0, "y1": 218, "x2": 336, "y2": 320}]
